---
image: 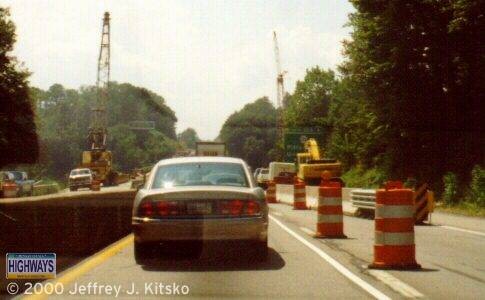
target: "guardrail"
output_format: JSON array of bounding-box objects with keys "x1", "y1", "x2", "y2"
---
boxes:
[{"x1": 350, "y1": 189, "x2": 377, "y2": 211}]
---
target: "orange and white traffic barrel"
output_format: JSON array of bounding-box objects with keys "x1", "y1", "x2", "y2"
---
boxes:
[
  {"x1": 2, "y1": 182, "x2": 18, "y2": 198},
  {"x1": 315, "y1": 181, "x2": 346, "y2": 238},
  {"x1": 91, "y1": 180, "x2": 101, "y2": 192},
  {"x1": 369, "y1": 181, "x2": 421, "y2": 269},
  {"x1": 293, "y1": 180, "x2": 307, "y2": 210},
  {"x1": 266, "y1": 180, "x2": 277, "y2": 203}
]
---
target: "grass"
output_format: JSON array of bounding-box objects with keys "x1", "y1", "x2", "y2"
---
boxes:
[
  {"x1": 341, "y1": 167, "x2": 387, "y2": 189},
  {"x1": 435, "y1": 202, "x2": 485, "y2": 218}
]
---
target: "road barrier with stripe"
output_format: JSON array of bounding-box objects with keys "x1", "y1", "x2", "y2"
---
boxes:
[
  {"x1": 266, "y1": 181, "x2": 277, "y2": 203},
  {"x1": 351, "y1": 186, "x2": 434, "y2": 224},
  {"x1": 369, "y1": 181, "x2": 420, "y2": 270},
  {"x1": 315, "y1": 181, "x2": 347, "y2": 239},
  {"x1": 293, "y1": 181, "x2": 307, "y2": 210}
]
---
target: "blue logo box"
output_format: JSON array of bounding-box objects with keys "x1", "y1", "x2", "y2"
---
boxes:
[{"x1": 6, "y1": 253, "x2": 56, "y2": 279}]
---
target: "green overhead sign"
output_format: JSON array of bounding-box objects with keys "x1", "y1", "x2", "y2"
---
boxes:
[{"x1": 284, "y1": 130, "x2": 325, "y2": 163}]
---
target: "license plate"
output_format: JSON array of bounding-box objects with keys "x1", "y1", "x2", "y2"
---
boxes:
[{"x1": 187, "y1": 202, "x2": 212, "y2": 215}]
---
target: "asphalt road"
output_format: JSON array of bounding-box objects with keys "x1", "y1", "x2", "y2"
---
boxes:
[{"x1": 21, "y1": 201, "x2": 482, "y2": 299}]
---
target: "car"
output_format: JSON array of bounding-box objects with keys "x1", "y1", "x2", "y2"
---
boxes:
[
  {"x1": 256, "y1": 168, "x2": 270, "y2": 189},
  {"x1": 253, "y1": 167, "x2": 262, "y2": 180},
  {"x1": 69, "y1": 168, "x2": 94, "y2": 191},
  {"x1": 0, "y1": 171, "x2": 18, "y2": 198},
  {"x1": 132, "y1": 156, "x2": 268, "y2": 263},
  {"x1": 3, "y1": 171, "x2": 35, "y2": 197}
]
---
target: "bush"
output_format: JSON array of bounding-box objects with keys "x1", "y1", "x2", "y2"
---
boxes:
[
  {"x1": 467, "y1": 165, "x2": 484, "y2": 206},
  {"x1": 341, "y1": 167, "x2": 387, "y2": 188},
  {"x1": 442, "y1": 172, "x2": 459, "y2": 205}
]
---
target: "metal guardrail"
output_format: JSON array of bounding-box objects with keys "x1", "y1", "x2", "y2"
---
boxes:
[{"x1": 350, "y1": 189, "x2": 376, "y2": 210}]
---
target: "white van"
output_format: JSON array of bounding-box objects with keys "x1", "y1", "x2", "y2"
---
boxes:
[{"x1": 268, "y1": 162, "x2": 296, "y2": 181}]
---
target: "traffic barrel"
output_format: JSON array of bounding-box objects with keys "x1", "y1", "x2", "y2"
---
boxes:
[
  {"x1": 91, "y1": 180, "x2": 101, "y2": 192},
  {"x1": 315, "y1": 181, "x2": 346, "y2": 238},
  {"x1": 293, "y1": 179, "x2": 307, "y2": 210},
  {"x1": 2, "y1": 182, "x2": 18, "y2": 198},
  {"x1": 266, "y1": 180, "x2": 277, "y2": 203},
  {"x1": 369, "y1": 181, "x2": 421, "y2": 270}
]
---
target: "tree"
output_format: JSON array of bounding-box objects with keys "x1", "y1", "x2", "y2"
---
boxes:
[
  {"x1": 341, "y1": 0, "x2": 484, "y2": 187},
  {"x1": 0, "y1": 7, "x2": 38, "y2": 168},
  {"x1": 219, "y1": 97, "x2": 277, "y2": 168},
  {"x1": 177, "y1": 128, "x2": 200, "y2": 149},
  {"x1": 284, "y1": 67, "x2": 337, "y2": 137}
]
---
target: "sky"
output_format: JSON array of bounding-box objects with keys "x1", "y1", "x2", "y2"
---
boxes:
[{"x1": 4, "y1": 0, "x2": 354, "y2": 140}]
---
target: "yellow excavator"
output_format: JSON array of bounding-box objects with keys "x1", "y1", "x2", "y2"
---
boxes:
[{"x1": 296, "y1": 138, "x2": 343, "y2": 186}]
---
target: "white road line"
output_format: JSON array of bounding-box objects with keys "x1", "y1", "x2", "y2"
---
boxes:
[
  {"x1": 299, "y1": 226, "x2": 315, "y2": 236},
  {"x1": 269, "y1": 214, "x2": 391, "y2": 300},
  {"x1": 440, "y1": 225, "x2": 485, "y2": 237},
  {"x1": 367, "y1": 269, "x2": 424, "y2": 298}
]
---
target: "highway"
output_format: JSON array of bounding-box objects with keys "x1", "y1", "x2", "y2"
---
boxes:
[{"x1": 25, "y1": 201, "x2": 484, "y2": 299}]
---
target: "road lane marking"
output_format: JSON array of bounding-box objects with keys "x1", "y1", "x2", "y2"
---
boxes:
[
  {"x1": 440, "y1": 225, "x2": 485, "y2": 237},
  {"x1": 367, "y1": 269, "x2": 424, "y2": 298},
  {"x1": 269, "y1": 214, "x2": 391, "y2": 300},
  {"x1": 300, "y1": 226, "x2": 315, "y2": 236},
  {"x1": 23, "y1": 234, "x2": 134, "y2": 300},
  {"x1": 272, "y1": 211, "x2": 283, "y2": 216}
]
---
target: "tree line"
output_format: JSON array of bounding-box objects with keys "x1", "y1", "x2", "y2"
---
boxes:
[{"x1": 218, "y1": 0, "x2": 483, "y2": 204}]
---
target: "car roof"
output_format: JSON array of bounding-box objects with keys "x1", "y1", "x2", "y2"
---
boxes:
[
  {"x1": 72, "y1": 168, "x2": 91, "y2": 172},
  {"x1": 155, "y1": 156, "x2": 246, "y2": 167}
]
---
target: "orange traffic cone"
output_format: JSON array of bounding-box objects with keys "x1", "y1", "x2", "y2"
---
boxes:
[
  {"x1": 369, "y1": 181, "x2": 421, "y2": 269},
  {"x1": 315, "y1": 181, "x2": 346, "y2": 239}
]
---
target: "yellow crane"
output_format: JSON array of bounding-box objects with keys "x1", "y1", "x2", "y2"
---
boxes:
[
  {"x1": 296, "y1": 138, "x2": 343, "y2": 185},
  {"x1": 80, "y1": 12, "x2": 116, "y2": 185}
]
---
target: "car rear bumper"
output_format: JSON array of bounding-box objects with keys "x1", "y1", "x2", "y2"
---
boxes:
[{"x1": 132, "y1": 216, "x2": 268, "y2": 243}]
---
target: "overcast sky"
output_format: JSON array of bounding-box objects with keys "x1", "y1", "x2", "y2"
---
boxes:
[{"x1": 4, "y1": 0, "x2": 354, "y2": 140}]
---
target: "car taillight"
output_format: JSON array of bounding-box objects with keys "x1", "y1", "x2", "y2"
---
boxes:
[
  {"x1": 219, "y1": 200, "x2": 260, "y2": 216},
  {"x1": 230, "y1": 200, "x2": 244, "y2": 215},
  {"x1": 139, "y1": 201, "x2": 154, "y2": 217},
  {"x1": 157, "y1": 201, "x2": 169, "y2": 216},
  {"x1": 245, "y1": 200, "x2": 260, "y2": 215}
]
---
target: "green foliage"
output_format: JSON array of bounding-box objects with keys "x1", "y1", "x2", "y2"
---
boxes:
[
  {"x1": 31, "y1": 82, "x2": 178, "y2": 178},
  {"x1": 177, "y1": 128, "x2": 200, "y2": 149},
  {"x1": 219, "y1": 97, "x2": 277, "y2": 168},
  {"x1": 467, "y1": 165, "x2": 484, "y2": 206},
  {"x1": 442, "y1": 172, "x2": 459, "y2": 205},
  {"x1": 284, "y1": 67, "x2": 336, "y2": 135},
  {"x1": 0, "y1": 7, "x2": 38, "y2": 167},
  {"x1": 341, "y1": 0, "x2": 483, "y2": 185},
  {"x1": 341, "y1": 167, "x2": 387, "y2": 189}
]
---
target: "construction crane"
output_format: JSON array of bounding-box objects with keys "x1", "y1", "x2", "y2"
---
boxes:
[
  {"x1": 81, "y1": 12, "x2": 116, "y2": 185},
  {"x1": 90, "y1": 11, "x2": 110, "y2": 150},
  {"x1": 273, "y1": 31, "x2": 286, "y2": 110},
  {"x1": 273, "y1": 31, "x2": 287, "y2": 137}
]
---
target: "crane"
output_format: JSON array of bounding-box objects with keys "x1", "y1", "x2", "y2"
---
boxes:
[
  {"x1": 273, "y1": 31, "x2": 287, "y2": 138},
  {"x1": 89, "y1": 11, "x2": 110, "y2": 150},
  {"x1": 81, "y1": 12, "x2": 116, "y2": 186},
  {"x1": 273, "y1": 31, "x2": 286, "y2": 110}
]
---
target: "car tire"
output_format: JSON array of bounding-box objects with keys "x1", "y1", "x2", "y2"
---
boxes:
[
  {"x1": 69, "y1": 187, "x2": 76, "y2": 191},
  {"x1": 252, "y1": 239, "x2": 268, "y2": 262}
]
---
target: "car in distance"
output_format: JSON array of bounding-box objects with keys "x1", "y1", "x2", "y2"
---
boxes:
[
  {"x1": 132, "y1": 156, "x2": 268, "y2": 263},
  {"x1": 69, "y1": 168, "x2": 93, "y2": 191},
  {"x1": 256, "y1": 168, "x2": 270, "y2": 189},
  {"x1": 253, "y1": 167, "x2": 262, "y2": 181},
  {"x1": 3, "y1": 171, "x2": 35, "y2": 197}
]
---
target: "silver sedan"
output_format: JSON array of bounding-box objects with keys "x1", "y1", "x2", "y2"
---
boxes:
[{"x1": 132, "y1": 156, "x2": 268, "y2": 263}]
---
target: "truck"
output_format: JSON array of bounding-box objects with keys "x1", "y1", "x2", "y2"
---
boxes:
[
  {"x1": 296, "y1": 138, "x2": 343, "y2": 185},
  {"x1": 269, "y1": 162, "x2": 296, "y2": 184},
  {"x1": 195, "y1": 142, "x2": 226, "y2": 157},
  {"x1": 80, "y1": 150, "x2": 116, "y2": 186}
]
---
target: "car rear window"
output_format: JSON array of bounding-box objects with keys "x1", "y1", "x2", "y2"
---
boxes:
[
  {"x1": 152, "y1": 162, "x2": 249, "y2": 188},
  {"x1": 261, "y1": 169, "x2": 269, "y2": 174}
]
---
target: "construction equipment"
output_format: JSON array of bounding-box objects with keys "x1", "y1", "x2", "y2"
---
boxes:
[
  {"x1": 296, "y1": 138, "x2": 342, "y2": 185},
  {"x1": 273, "y1": 31, "x2": 287, "y2": 138},
  {"x1": 80, "y1": 12, "x2": 116, "y2": 185}
]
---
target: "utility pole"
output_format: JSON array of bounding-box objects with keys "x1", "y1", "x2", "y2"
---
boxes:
[
  {"x1": 273, "y1": 31, "x2": 287, "y2": 138},
  {"x1": 89, "y1": 12, "x2": 110, "y2": 150}
]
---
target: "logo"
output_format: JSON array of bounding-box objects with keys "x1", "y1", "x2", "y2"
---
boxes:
[{"x1": 6, "y1": 253, "x2": 56, "y2": 279}]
